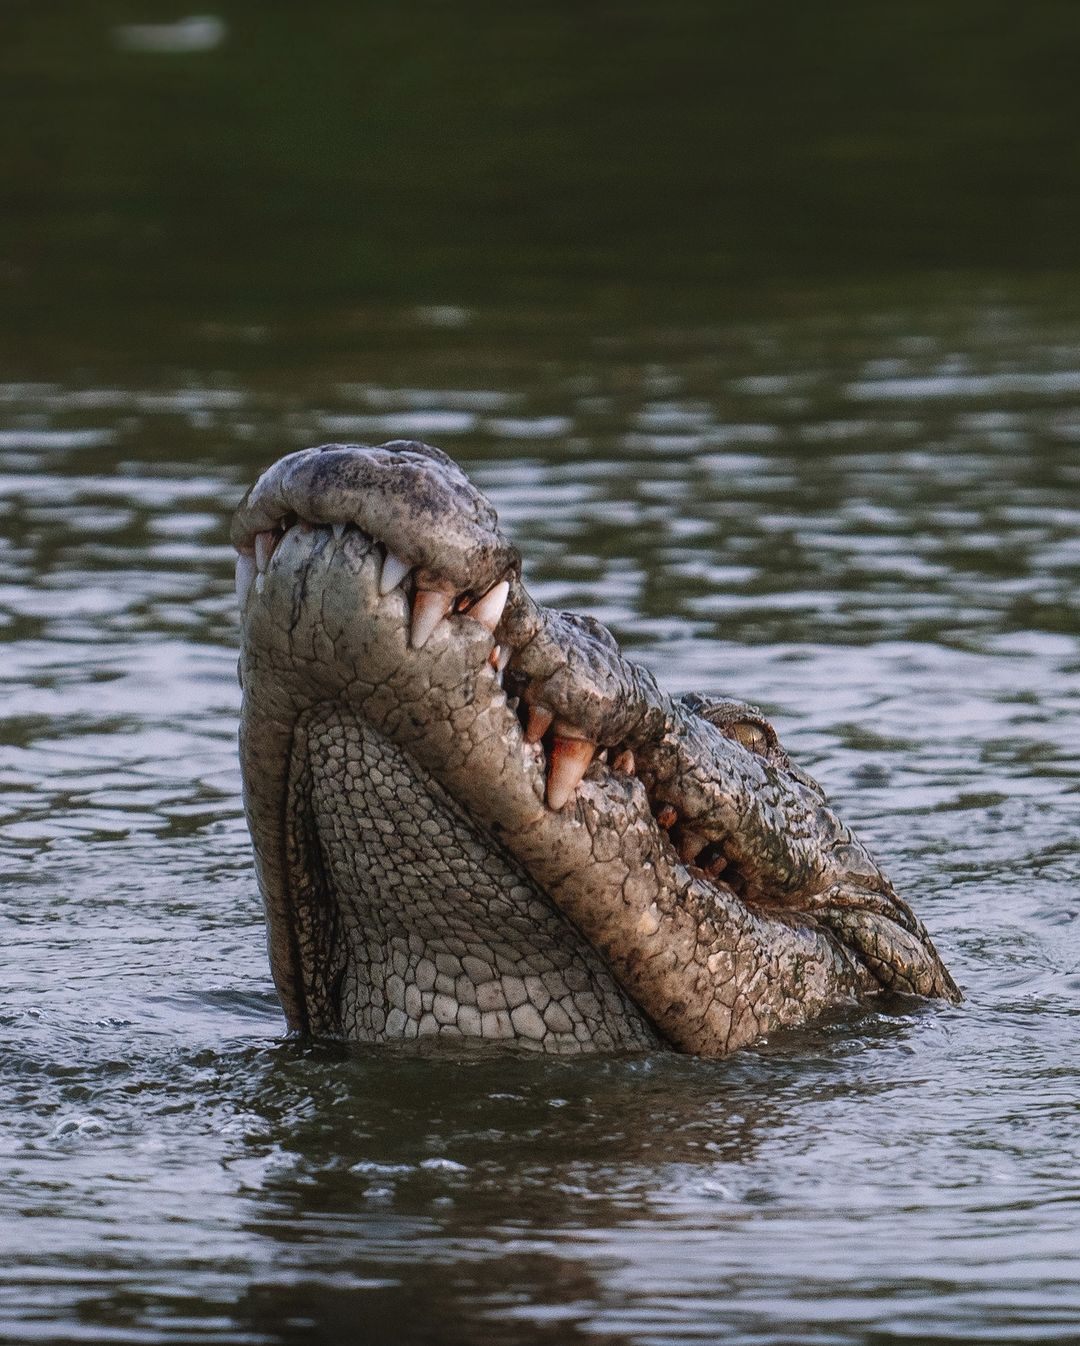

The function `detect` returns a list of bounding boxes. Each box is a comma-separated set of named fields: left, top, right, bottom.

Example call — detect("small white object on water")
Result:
left=112, top=16, right=227, bottom=54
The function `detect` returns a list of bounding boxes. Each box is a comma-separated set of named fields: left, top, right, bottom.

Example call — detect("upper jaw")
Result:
left=235, top=441, right=959, bottom=1052
left=232, top=439, right=518, bottom=601
left=231, top=442, right=674, bottom=796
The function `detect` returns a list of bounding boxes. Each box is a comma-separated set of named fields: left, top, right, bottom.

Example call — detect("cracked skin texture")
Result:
left=233, top=441, right=960, bottom=1056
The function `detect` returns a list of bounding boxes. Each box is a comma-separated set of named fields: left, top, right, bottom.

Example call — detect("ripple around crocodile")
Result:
left=231, top=440, right=959, bottom=1056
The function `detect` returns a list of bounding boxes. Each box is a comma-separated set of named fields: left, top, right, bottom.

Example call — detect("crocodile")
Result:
left=232, top=440, right=959, bottom=1056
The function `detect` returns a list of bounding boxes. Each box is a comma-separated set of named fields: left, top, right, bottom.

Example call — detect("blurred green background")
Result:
left=5, top=1, right=1080, bottom=365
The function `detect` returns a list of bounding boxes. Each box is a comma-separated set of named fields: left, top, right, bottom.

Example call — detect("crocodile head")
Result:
left=232, top=441, right=959, bottom=1056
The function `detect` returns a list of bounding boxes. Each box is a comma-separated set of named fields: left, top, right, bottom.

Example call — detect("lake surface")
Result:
left=4, top=4, right=1080, bottom=1340
left=1, top=292, right=1078, bottom=1344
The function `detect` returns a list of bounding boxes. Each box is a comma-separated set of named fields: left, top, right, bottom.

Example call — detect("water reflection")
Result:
left=1, top=295, right=1078, bottom=1343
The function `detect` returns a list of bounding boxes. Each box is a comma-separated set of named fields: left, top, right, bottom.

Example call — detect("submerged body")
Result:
left=232, top=442, right=958, bottom=1055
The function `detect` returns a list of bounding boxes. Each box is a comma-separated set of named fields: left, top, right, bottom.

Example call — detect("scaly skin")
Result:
left=232, top=441, right=959, bottom=1056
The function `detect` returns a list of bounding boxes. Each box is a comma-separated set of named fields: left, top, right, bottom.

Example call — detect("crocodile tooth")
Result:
left=546, top=734, right=596, bottom=810
left=488, top=644, right=501, bottom=669
left=410, top=588, right=454, bottom=648
left=496, top=645, right=511, bottom=673
left=613, top=749, right=636, bottom=775
left=255, top=572, right=265, bottom=596
left=380, top=550, right=411, bottom=596
left=235, top=553, right=257, bottom=608
left=332, top=522, right=346, bottom=542
left=524, top=704, right=554, bottom=743
left=465, top=579, right=509, bottom=633
left=254, top=530, right=276, bottom=573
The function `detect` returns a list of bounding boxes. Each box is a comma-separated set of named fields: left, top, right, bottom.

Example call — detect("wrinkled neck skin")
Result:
left=233, top=442, right=959, bottom=1057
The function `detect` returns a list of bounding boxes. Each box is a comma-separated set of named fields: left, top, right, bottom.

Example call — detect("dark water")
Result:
left=3, top=7, right=1080, bottom=1345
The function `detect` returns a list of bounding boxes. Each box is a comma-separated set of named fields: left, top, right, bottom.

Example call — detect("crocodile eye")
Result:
left=731, top=721, right=768, bottom=754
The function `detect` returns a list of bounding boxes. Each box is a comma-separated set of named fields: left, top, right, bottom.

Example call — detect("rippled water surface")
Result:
left=2, top=296, right=1079, bottom=1344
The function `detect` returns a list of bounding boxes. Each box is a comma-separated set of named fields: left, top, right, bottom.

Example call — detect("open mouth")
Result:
left=232, top=442, right=959, bottom=1056
left=239, top=513, right=751, bottom=871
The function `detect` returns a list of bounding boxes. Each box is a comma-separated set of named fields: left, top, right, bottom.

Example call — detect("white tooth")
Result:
left=254, top=531, right=275, bottom=573
left=496, top=645, right=511, bottom=673
left=235, top=553, right=257, bottom=608
left=525, top=704, right=554, bottom=743
left=380, top=550, right=411, bottom=595
left=410, top=589, right=454, bottom=648
left=546, top=735, right=596, bottom=810
left=332, top=522, right=346, bottom=542
left=255, top=572, right=265, bottom=595
left=465, top=580, right=509, bottom=633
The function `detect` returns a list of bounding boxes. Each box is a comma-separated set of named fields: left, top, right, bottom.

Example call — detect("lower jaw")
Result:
left=288, top=703, right=660, bottom=1054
